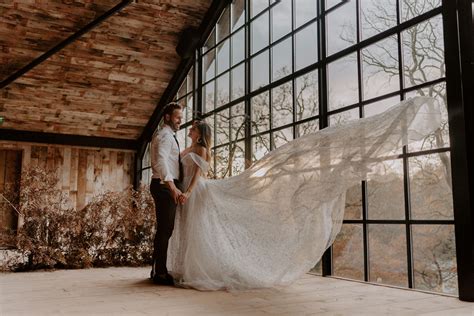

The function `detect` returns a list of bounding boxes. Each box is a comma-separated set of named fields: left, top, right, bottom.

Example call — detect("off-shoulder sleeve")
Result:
left=188, top=152, right=209, bottom=174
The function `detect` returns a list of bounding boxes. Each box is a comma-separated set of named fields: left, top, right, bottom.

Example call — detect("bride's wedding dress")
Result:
left=167, top=96, right=442, bottom=290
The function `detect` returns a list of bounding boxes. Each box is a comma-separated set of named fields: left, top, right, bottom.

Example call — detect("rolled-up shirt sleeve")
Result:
left=152, top=133, right=174, bottom=182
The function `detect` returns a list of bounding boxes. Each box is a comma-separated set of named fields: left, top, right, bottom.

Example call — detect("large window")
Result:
left=324, top=0, right=455, bottom=296
left=142, top=0, right=456, bottom=296
left=200, top=0, right=321, bottom=178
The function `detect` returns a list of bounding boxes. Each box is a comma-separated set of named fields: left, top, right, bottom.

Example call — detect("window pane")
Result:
left=203, top=28, right=215, bottom=53
left=203, top=49, right=216, bottom=82
left=344, top=184, right=362, bottom=220
left=295, top=119, right=318, bottom=138
left=361, top=0, right=397, bottom=40
left=231, top=64, right=245, bottom=101
left=251, top=49, right=269, bottom=91
left=252, top=134, right=271, bottom=161
left=251, top=91, right=270, bottom=134
left=251, top=11, right=269, bottom=54
left=295, top=69, right=319, bottom=121
left=272, top=37, right=292, bottom=81
left=230, top=140, right=246, bottom=176
left=328, top=53, right=359, bottom=111
left=177, top=97, right=187, bottom=121
left=187, top=67, right=194, bottom=93
left=363, top=96, right=400, bottom=118
left=178, top=80, right=187, bottom=100
left=231, top=102, right=246, bottom=140
left=186, top=94, right=193, bottom=123
left=232, top=0, right=245, bottom=31
left=326, top=0, right=356, bottom=56
left=326, top=0, right=343, bottom=10
left=295, top=0, right=317, bottom=28
left=231, top=29, right=245, bottom=66
left=215, top=109, right=230, bottom=146
left=329, top=108, right=359, bottom=127
left=400, top=0, right=441, bottom=22
left=405, top=82, right=449, bottom=152
left=367, top=161, right=405, bottom=220
left=215, top=145, right=230, bottom=179
left=402, top=15, right=445, bottom=89
left=251, top=0, right=268, bottom=17
left=412, top=225, right=457, bottom=295
left=295, top=22, right=318, bottom=70
left=273, top=127, right=293, bottom=148
left=333, top=224, right=364, bottom=280
left=183, top=94, right=193, bottom=123
left=203, top=80, right=215, bottom=113
left=216, top=72, right=230, bottom=108
left=217, top=8, right=230, bottom=43
left=362, top=36, right=400, bottom=100
left=272, top=81, right=293, bottom=128
left=409, top=153, right=453, bottom=220
left=271, top=0, right=292, bottom=42
left=369, top=224, right=408, bottom=287
left=217, top=39, right=230, bottom=75
left=295, top=22, right=318, bottom=71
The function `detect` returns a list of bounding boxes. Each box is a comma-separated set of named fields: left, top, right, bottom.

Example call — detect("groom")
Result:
left=149, top=102, right=184, bottom=285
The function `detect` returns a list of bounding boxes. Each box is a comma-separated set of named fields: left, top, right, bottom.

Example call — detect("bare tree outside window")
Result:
left=332, top=0, right=456, bottom=294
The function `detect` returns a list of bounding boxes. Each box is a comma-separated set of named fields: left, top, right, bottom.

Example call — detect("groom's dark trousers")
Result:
left=150, top=178, right=182, bottom=277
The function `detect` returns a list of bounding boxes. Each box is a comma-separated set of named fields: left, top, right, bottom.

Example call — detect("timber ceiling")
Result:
left=0, top=0, right=211, bottom=140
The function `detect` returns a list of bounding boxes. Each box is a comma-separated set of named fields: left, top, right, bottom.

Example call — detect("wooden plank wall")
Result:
left=0, top=149, right=21, bottom=233
left=0, top=141, right=135, bottom=211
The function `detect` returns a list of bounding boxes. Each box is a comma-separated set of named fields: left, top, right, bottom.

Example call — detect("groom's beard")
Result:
left=165, top=121, right=180, bottom=132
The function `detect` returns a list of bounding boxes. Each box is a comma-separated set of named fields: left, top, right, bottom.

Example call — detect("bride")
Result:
left=166, top=96, right=442, bottom=291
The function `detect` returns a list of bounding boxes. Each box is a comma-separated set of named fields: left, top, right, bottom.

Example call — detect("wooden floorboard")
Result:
left=1, top=267, right=472, bottom=315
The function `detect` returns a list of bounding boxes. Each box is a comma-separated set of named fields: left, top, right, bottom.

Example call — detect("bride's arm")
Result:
left=180, top=147, right=207, bottom=203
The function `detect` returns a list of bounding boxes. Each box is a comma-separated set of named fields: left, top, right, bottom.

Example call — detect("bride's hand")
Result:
left=179, top=192, right=191, bottom=205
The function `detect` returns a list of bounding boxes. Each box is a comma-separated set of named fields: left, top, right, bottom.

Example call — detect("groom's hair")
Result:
left=163, top=102, right=182, bottom=118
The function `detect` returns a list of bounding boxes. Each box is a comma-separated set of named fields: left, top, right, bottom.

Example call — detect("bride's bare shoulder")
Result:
left=181, top=147, right=191, bottom=156
left=192, top=146, right=207, bottom=159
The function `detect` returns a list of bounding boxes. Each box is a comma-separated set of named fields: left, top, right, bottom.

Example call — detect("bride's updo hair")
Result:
left=194, top=120, right=212, bottom=163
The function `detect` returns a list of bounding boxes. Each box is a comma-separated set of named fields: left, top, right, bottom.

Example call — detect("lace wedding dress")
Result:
left=167, top=96, right=442, bottom=290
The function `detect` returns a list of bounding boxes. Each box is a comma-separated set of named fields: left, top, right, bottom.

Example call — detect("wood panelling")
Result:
left=0, top=149, right=21, bottom=238
left=0, top=141, right=134, bottom=211
left=0, top=0, right=211, bottom=139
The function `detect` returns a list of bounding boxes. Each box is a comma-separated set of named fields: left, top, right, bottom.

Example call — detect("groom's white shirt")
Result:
left=151, top=124, right=180, bottom=183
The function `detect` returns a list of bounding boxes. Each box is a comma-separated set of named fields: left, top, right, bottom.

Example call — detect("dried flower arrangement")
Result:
left=0, top=168, right=155, bottom=271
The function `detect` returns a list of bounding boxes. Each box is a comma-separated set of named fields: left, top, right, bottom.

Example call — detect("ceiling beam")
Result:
left=0, top=129, right=137, bottom=150
left=0, top=0, right=132, bottom=90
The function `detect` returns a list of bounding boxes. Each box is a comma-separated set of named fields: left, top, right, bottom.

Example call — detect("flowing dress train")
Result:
left=167, top=96, right=442, bottom=290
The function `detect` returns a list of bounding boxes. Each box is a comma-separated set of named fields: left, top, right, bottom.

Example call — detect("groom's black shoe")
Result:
left=152, top=273, right=175, bottom=286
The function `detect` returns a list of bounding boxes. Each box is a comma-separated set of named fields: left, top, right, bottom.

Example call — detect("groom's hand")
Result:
left=171, top=188, right=182, bottom=204
left=179, top=192, right=190, bottom=205
left=165, top=181, right=182, bottom=204
left=178, top=194, right=186, bottom=205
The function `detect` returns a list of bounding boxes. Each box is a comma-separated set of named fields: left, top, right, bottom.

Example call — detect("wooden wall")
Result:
left=0, top=141, right=135, bottom=211
left=0, top=150, right=21, bottom=235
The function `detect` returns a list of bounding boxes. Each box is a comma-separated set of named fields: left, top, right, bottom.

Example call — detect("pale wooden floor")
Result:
left=1, top=267, right=472, bottom=315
